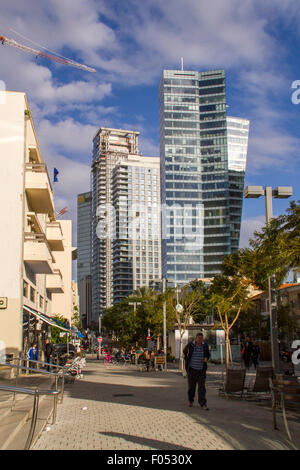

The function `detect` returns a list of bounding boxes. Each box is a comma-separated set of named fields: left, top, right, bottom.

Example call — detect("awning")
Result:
left=52, top=316, right=84, bottom=339
left=23, top=305, right=84, bottom=338
left=23, top=306, right=70, bottom=332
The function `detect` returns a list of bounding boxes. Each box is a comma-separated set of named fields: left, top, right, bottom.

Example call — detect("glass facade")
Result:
left=77, top=191, right=93, bottom=325
left=159, top=69, right=248, bottom=284
left=77, top=192, right=92, bottom=281
left=227, top=117, right=249, bottom=251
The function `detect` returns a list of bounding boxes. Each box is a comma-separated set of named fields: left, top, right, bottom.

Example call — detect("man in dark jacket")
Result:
left=45, top=338, right=54, bottom=371
left=183, top=332, right=210, bottom=410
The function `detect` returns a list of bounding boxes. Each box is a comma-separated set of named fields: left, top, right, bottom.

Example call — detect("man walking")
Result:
left=28, top=342, right=38, bottom=373
left=183, top=332, right=210, bottom=410
left=241, top=336, right=253, bottom=370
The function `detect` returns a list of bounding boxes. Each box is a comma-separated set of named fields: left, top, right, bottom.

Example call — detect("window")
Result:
left=23, top=281, right=28, bottom=298
left=30, top=286, right=35, bottom=303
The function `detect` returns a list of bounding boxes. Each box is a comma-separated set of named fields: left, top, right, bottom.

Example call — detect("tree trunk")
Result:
left=179, top=334, right=184, bottom=371
left=225, top=329, right=230, bottom=373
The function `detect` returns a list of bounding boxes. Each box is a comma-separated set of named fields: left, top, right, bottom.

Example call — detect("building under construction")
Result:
left=91, top=128, right=161, bottom=321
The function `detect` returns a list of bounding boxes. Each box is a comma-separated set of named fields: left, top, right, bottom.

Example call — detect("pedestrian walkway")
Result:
left=33, top=358, right=300, bottom=450
left=0, top=373, right=55, bottom=450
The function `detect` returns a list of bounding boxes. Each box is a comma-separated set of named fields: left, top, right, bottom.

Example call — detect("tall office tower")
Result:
left=77, top=191, right=92, bottom=327
left=91, top=128, right=161, bottom=319
left=159, top=69, right=248, bottom=284
left=227, top=117, right=249, bottom=251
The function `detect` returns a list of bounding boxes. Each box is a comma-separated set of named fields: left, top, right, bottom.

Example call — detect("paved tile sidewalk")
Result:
left=33, top=359, right=299, bottom=450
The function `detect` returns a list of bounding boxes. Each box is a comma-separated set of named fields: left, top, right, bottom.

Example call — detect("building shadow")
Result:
left=62, top=363, right=298, bottom=451
left=99, top=431, right=193, bottom=450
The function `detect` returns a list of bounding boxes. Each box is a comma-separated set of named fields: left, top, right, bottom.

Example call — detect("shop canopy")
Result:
left=23, top=306, right=71, bottom=333
left=23, top=305, right=85, bottom=338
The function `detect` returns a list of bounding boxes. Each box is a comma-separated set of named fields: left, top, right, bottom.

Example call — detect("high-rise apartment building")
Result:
left=92, top=128, right=161, bottom=320
left=159, top=69, right=248, bottom=284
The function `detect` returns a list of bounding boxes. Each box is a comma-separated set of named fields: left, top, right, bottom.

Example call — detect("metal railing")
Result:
left=0, top=382, right=59, bottom=450
left=2, top=362, right=65, bottom=408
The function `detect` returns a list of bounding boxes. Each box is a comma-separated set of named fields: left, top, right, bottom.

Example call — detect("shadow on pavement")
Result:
left=100, top=431, right=193, bottom=450
left=62, top=362, right=297, bottom=451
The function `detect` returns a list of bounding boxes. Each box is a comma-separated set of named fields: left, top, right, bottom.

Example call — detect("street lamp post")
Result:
left=162, top=278, right=167, bottom=371
left=98, top=314, right=103, bottom=335
left=153, top=277, right=179, bottom=371
left=128, top=301, right=141, bottom=346
left=244, top=185, right=293, bottom=373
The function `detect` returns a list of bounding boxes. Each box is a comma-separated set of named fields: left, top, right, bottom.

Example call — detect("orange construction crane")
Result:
left=0, top=33, right=96, bottom=73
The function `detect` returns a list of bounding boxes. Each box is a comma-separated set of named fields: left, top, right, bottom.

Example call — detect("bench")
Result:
left=154, top=356, right=165, bottom=371
left=219, top=368, right=246, bottom=399
left=269, top=376, right=300, bottom=448
left=245, top=366, right=273, bottom=401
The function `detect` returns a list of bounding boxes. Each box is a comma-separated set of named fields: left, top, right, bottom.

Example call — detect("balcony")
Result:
left=24, top=232, right=54, bottom=274
left=46, top=269, right=64, bottom=293
left=25, top=163, right=54, bottom=215
left=46, top=222, right=64, bottom=251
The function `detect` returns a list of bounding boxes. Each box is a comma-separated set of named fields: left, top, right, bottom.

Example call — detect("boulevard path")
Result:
left=33, top=357, right=299, bottom=450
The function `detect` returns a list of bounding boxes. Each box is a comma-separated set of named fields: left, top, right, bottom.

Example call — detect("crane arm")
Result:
left=0, top=34, right=96, bottom=73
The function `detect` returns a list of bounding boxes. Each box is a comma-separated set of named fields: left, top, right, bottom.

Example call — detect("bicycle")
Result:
left=103, top=353, right=112, bottom=365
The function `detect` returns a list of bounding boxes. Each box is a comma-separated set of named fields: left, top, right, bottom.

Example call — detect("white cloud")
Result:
left=240, top=216, right=265, bottom=248
left=37, top=119, right=97, bottom=156
left=46, top=151, right=91, bottom=242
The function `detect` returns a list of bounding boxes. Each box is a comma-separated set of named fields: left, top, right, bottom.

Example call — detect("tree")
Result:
left=189, top=280, right=214, bottom=323
left=103, top=286, right=177, bottom=348
left=221, top=201, right=300, bottom=346
left=167, top=284, right=206, bottom=371
left=50, top=315, right=70, bottom=344
left=71, top=305, right=84, bottom=334
left=210, top=275, right=253, bottom=371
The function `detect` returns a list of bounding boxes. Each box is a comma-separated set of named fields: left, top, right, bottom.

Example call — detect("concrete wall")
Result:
left=0, top=92, right=25, bottom=354
left=51, top=220, right=73, bottom=322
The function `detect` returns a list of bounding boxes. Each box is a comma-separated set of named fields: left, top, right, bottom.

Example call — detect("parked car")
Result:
left=53, top=343, right=76, bottom=365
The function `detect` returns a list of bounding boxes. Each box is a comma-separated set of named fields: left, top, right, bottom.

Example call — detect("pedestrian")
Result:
left=241, top=336, right=253, bottom=369
left=45, top=338, right=54, bottom=371
left=142, top=349, right=151, bottom=371
left=28, top=342, right=38, bottom=372
left=251, top=340, right=260, bottom=369
left=130, top=346, right=136, bottom=364
left=183, top=332, right=210, bottom=410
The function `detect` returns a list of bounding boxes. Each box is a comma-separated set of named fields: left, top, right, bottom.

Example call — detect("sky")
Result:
left=0, top=0, right=299, bottom=279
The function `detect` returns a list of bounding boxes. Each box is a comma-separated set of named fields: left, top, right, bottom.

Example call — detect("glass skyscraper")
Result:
left=77, top=191, right=92, bottom=281
left=227, top=117, right=249, bottom=251
left=77, top=191, right=92, bottom=326
left=159, top=69, right=248, bottom=284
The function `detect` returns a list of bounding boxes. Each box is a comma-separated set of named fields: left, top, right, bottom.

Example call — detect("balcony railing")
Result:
left=24, top=232, right=54, bottom=274
left=46, top=268, right=64, bottom=293
left=25, top=163, right=54, bottom=214
left=46, top=222, right=64, bottom=251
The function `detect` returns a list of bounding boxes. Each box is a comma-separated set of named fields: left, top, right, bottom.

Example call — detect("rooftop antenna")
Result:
left=181, top=57, right=184, bottom=71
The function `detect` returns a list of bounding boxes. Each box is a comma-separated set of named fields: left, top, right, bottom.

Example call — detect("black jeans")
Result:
left=187, top=368, right=207, bottom=406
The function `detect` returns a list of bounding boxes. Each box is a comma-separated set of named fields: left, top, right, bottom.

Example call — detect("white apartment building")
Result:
left=0, top=91, right=74, bottom=355
left=91, top=128, right=161, bottom=320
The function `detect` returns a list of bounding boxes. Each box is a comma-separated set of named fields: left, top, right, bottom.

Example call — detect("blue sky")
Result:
left=0, top=0, right=299, bottom=277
